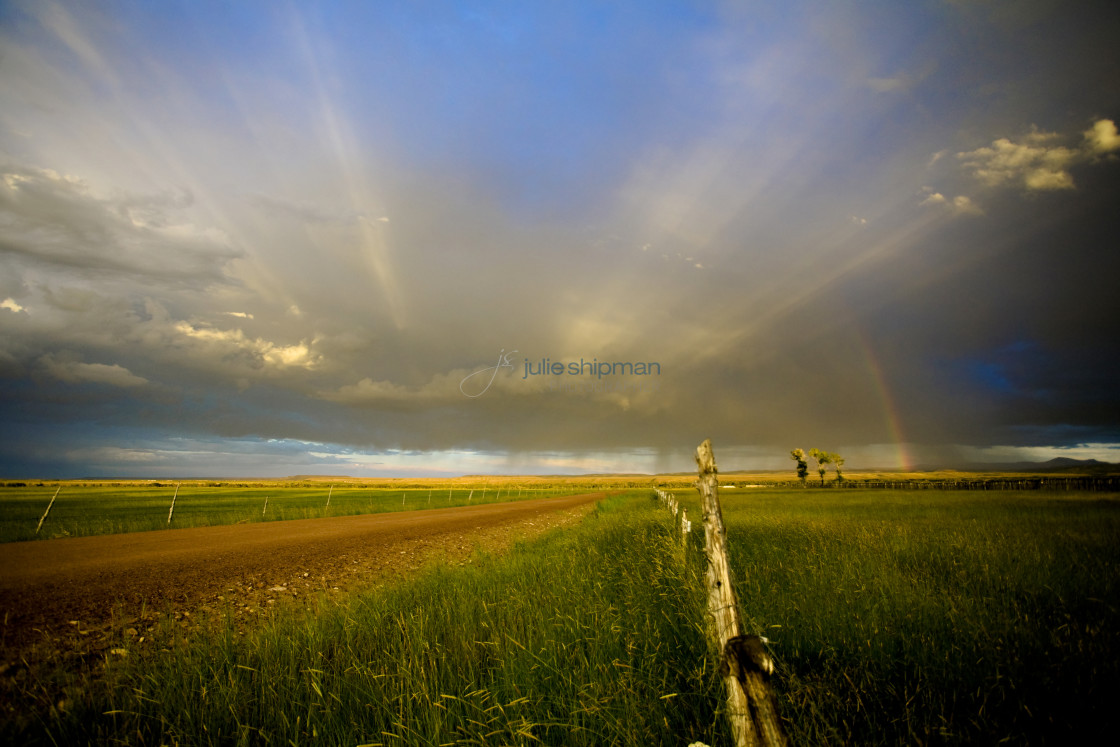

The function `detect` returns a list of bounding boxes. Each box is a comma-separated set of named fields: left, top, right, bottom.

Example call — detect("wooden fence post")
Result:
left=695, top=439, right=789, bottom=747
left=167, top=482, right=180, bottom=525
left=35, top=486, right=61, bottom=534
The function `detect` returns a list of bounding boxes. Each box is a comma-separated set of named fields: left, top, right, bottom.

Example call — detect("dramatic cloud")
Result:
left=1, top=1, right=1118, bottom=477
left=0, top=166, right=239, bottom=283
left=172, top=322, right=320, bottom=371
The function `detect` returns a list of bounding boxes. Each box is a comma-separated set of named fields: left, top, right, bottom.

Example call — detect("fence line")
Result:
left=744, top=476, right=1118, bottom=491
left=659, top=440, right=789, bottom=746
left=657, top=490, right=688, bottom=539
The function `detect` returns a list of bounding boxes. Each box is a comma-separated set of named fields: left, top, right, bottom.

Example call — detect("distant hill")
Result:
left=916, top=457, right=1119, bottom=474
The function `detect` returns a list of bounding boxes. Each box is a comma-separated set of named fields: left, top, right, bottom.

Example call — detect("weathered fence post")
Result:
left=35, top=486, right=61, bottom=534
left=695, top=439, right=789, bottom=747
left=167, top=482, right=180, bottom=525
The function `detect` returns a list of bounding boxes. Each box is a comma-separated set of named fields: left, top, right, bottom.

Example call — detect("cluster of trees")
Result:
left=789, top=448, right=845, bottom=485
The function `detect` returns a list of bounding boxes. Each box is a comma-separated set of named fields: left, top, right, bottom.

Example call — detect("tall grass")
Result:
left=7, top=489, right=1118, bottom=745
left=707, top=489, right=1120, bottom=744
left=0, top=485, right=577, bottom=544
left=14, top=493, right=727, bottom=746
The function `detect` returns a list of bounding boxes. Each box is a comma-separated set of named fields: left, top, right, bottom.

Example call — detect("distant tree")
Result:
left=790, top=449, right=809, bottom=486
left=831, top=453, right=846, bottom=482
left=809, top=448, right=831, bottom=486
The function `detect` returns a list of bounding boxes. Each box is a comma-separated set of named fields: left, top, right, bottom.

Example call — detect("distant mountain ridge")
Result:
left=915, top=457, right=1119, bottom=474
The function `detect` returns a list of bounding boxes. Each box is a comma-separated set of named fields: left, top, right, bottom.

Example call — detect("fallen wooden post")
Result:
left=695, top=439, right=789, bottom=747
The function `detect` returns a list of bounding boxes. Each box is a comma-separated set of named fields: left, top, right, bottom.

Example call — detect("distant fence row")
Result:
left=755, top=477, right=1120, bottom=491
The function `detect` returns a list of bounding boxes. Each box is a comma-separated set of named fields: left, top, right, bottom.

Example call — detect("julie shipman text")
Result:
left=522, top=358, right=661, bottom=379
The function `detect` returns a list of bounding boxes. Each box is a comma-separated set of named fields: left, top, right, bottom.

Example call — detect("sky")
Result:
left=1, top=0, right=1119, bottom=478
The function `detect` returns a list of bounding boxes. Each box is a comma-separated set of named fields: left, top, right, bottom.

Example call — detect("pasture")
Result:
left=0, top=482, right=571, bottom=544
left=713, top=488, right=1120, bottom=743
left=4, top=486, right=1119, bottom=745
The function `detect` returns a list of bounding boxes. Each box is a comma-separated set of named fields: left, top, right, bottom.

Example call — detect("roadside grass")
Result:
left=13, top=492, right=727, bottom=746
left=6, top=489, right=1119, bottom=745
left=0, top=484, right=574, bottom=544
left=694, top=489, right=1120, bottom=744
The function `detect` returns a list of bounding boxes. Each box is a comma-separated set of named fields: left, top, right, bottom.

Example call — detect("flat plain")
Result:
left=2, top=477, right=1118, bottom=745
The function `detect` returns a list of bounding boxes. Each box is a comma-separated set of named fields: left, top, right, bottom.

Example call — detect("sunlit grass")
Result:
left=692, top=489, right=1120, bottom=744
left=16, top=492, right=727, bottom=746
left=5, top=489, right=1118, bottom=744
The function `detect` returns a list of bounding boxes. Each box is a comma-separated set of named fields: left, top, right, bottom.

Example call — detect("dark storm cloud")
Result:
left=1, top=0, right=1119, bottom=476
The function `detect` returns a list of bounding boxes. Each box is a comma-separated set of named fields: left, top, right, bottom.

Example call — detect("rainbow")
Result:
left=855, top=330, right=913, bottom=472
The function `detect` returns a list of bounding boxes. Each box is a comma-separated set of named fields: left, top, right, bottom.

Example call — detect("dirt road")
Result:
left=0, top=492, right=603, bottom=654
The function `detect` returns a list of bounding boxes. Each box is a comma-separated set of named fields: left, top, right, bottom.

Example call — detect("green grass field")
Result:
left=0, top=483, right=570, bottom=544
left=6, top=488, right=1120, bottom=745
left=709, top=489, right=1120, bottom=744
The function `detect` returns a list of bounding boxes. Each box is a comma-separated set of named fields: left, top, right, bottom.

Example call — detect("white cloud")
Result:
left=1022, top=167, right=1075, bottom=190
left=956, top=119, right=1120, bottom=192
left=40, top=355, right=148, bottom=387
left=919, top=189, right=983, bottom=216
left=958, top=134, right=1076, bottom=191
left=951, top=195, right=984, bottom=215
left=1085, top=118, right=1120, bottom=155
left=1, top=298, right=26, bottom=313
left=173, top=321, right=320, bottom=369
